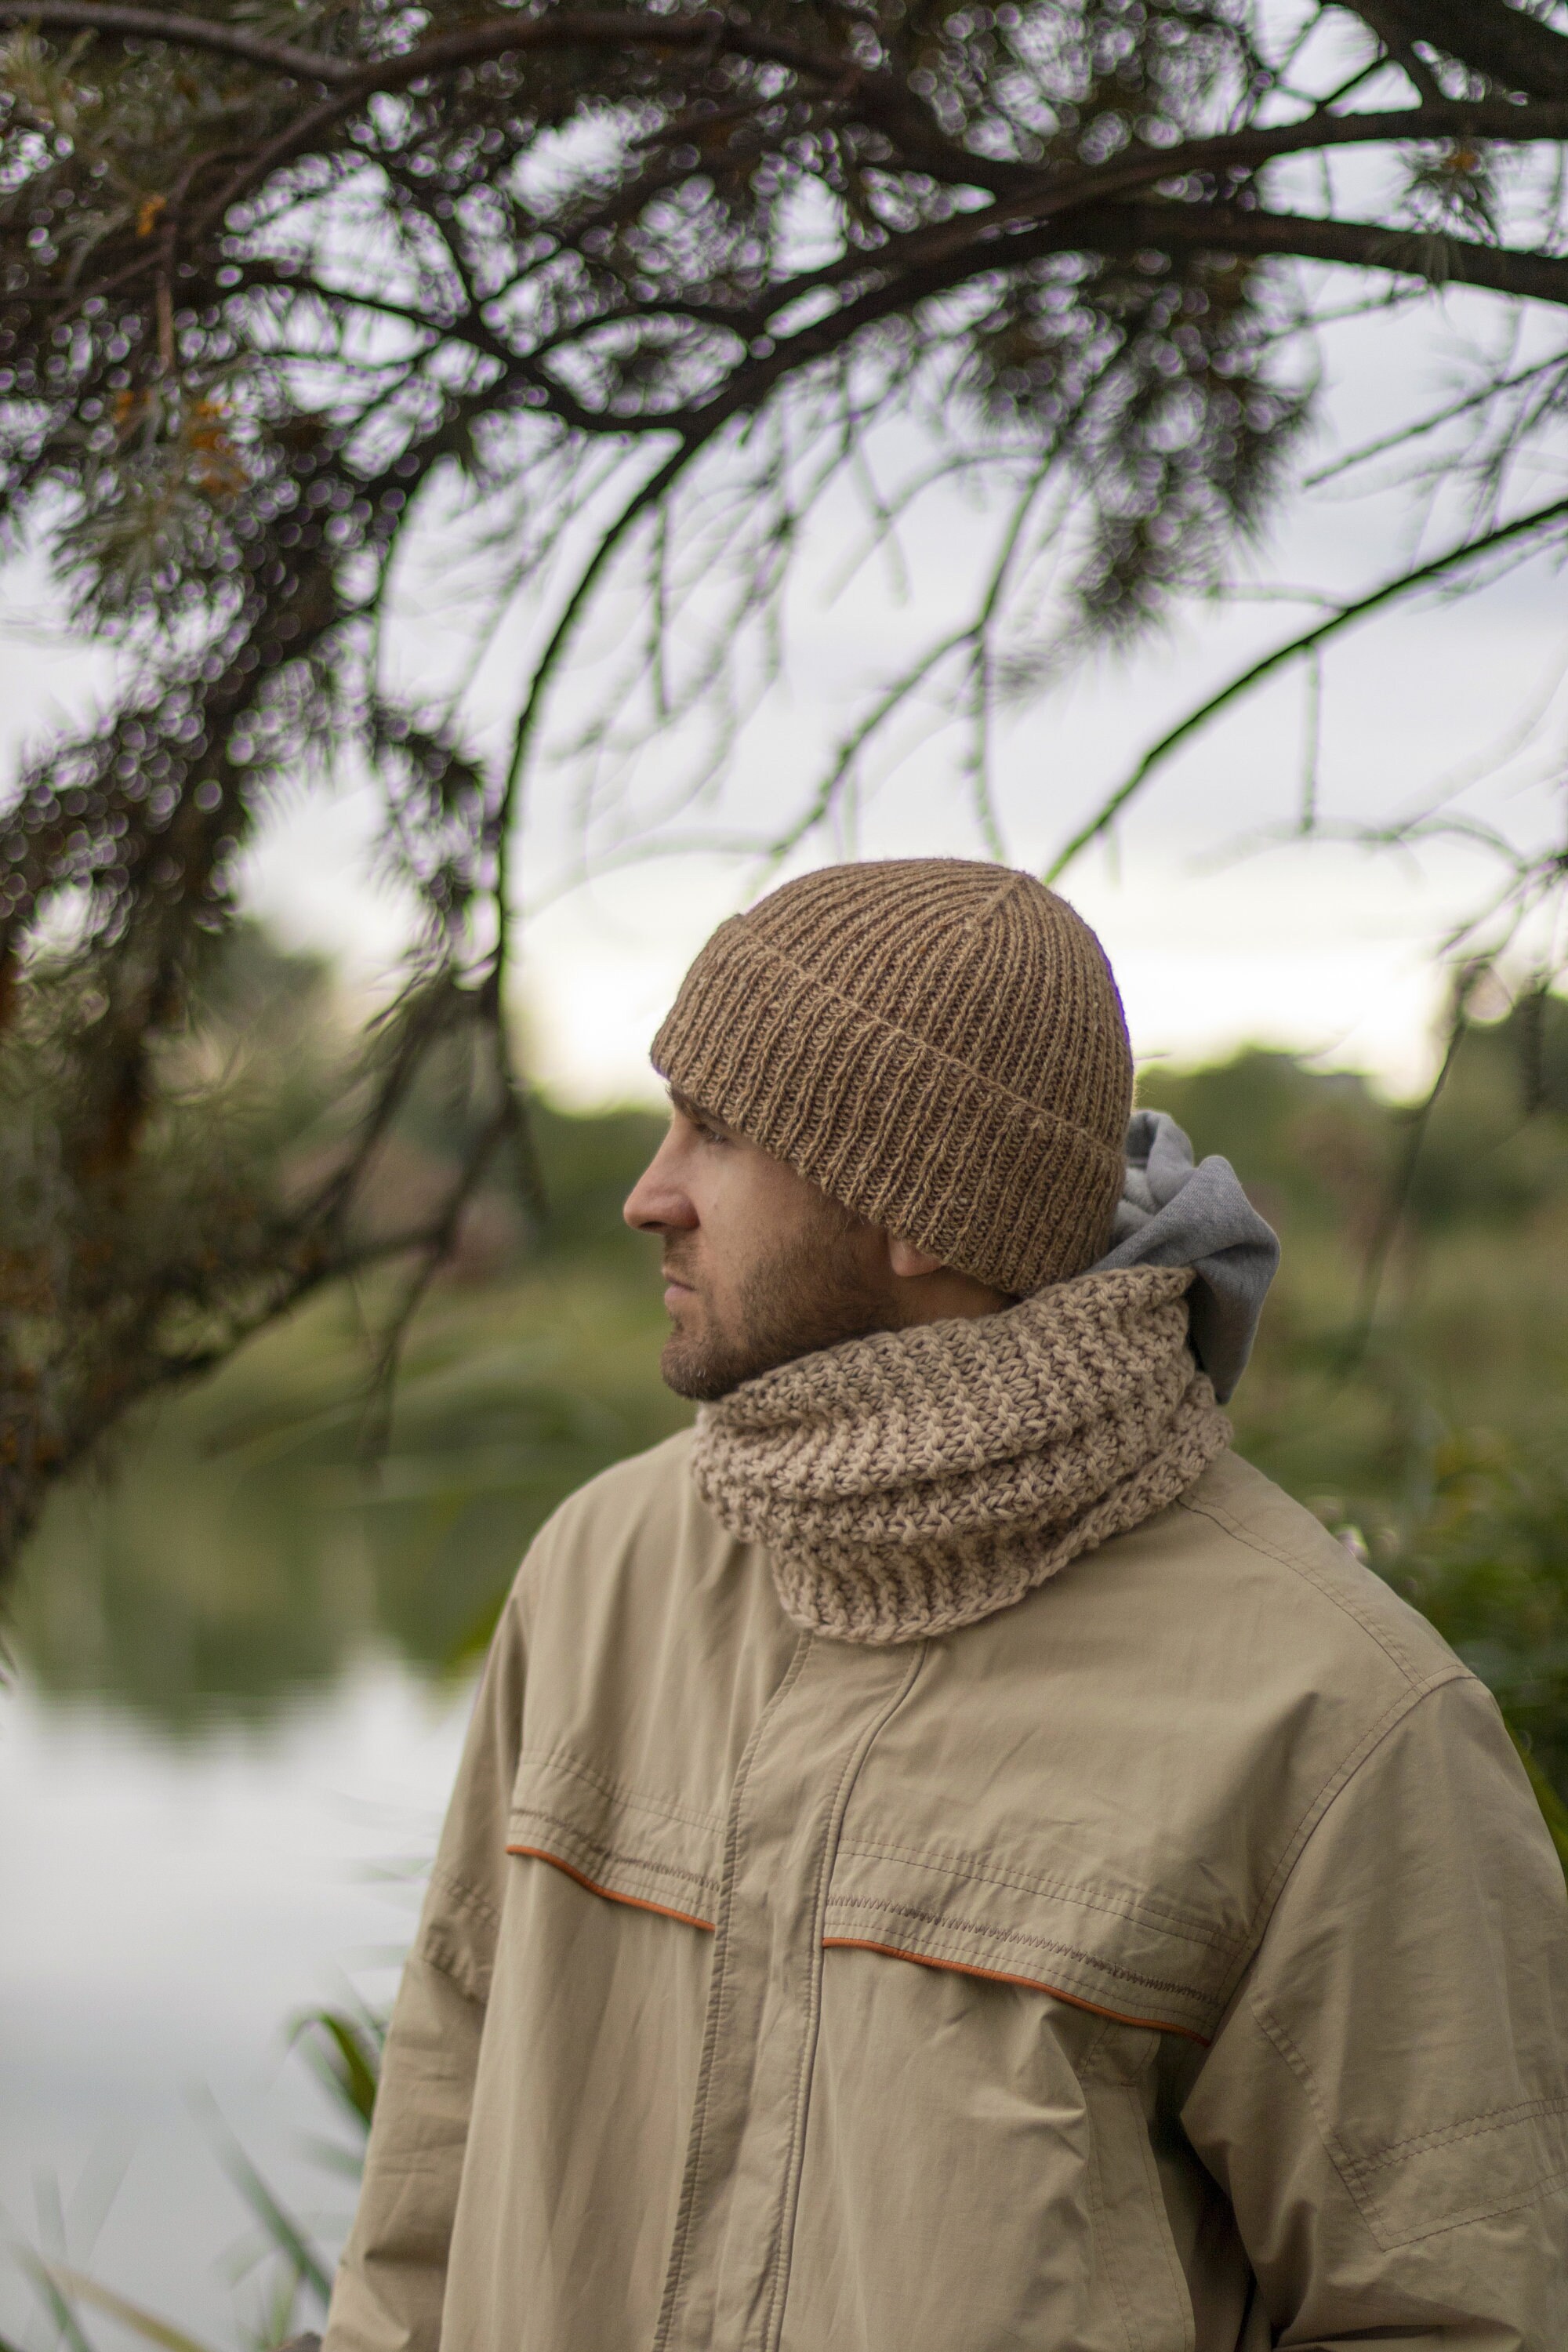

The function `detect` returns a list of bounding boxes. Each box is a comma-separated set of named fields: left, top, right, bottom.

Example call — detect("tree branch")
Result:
left=492, top=429, right=708, bottom=983
left=1046, top=488, right=1568, bottom=880
left=1096, top=198, right=1568, bottom=309
left=13, top=2, right=1568, bottom=193
left=0, top=0, right=361, bottom=80
left=1351, top=0, right=1568, bottom=103
left=0, top=4, right=883, bottom=110
left=1303, top=350, right=1568, bottom=488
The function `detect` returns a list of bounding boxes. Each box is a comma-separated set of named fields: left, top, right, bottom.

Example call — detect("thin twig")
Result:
left=1047, top=488, right=1568, bottom=880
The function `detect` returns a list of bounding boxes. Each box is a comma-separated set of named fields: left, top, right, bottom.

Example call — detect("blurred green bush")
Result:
left=1142, top=1003, right=1568, bottom=1828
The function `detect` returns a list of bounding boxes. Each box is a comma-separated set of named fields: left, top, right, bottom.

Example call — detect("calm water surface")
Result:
left=1, top=1661, right=474, bottom=2351
left=2, top=1267, right=688, bottom=2351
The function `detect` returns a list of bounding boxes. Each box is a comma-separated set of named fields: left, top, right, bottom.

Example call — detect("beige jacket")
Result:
left=325, top=1434, right=1568, bottom=2350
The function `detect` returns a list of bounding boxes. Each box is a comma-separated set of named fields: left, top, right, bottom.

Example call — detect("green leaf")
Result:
left=13, top=2248, right=100, bottom=2352
left=187, top=2090, right=334, bottom=2309
left=286, top=2005, right=382, bottom=2134
left=27, top=2264, right=220, bottom=2352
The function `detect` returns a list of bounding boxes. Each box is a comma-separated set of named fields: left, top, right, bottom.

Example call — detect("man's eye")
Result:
left=696, top=1121, right=728, bottom=1145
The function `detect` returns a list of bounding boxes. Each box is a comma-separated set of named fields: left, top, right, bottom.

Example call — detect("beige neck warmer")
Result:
left=691, top=1265, right=1230, bottom=1645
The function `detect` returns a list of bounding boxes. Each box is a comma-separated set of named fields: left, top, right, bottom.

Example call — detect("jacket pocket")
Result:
left=809, top=1844, right=1217, bottom=2348
left=506, top=1744, right=723, bottom=1930
left=797, top=1903, right=1201, bottom=2351
left=822, top=1834, right=1236, bottom=2045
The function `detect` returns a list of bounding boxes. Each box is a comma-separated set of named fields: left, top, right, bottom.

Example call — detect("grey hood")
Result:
left=1091, top=1109, right=1279, bottom=1404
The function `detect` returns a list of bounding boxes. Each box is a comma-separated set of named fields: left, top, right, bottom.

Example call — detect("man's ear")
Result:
left=887, top=1235, right=949, bottom=1279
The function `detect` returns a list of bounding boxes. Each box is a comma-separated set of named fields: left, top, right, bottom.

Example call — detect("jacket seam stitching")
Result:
left=1085, top=2091, right=1143, bottom=2352
left=1175, top=1488, right=1439, bottom=1688
left=821, top=1939, right=1208, bottom=2040
left=1335, top=2094, right=1568, bottom=2172
left=1215, top=1672, right=1468, bottom=2012
left=427, top=1861, right=500, bottom=1935
left=417, top=1864, right=499, bottom=2002
left=1078, top=2015, right=1120, bottom=2074
left=1253, top=1997, right=1568, bottom=2246
left=822, top=1893, right=1212, bottom=2015
left=416, top=1925, right=489, bottom=2004
left=506, top=1805, right=721, bottom=1901
left=1120, top=2076, right=1197, bottom=2352
left=514, top=1741, right=723, bottom=1835
left=1374, top=2158, right=1568, bottom=2249
left=759, top=1643, right=929, bottom=2352
left=1251, top=1998, right=1372, bottom=2224
left=652, top=1634, right=813, bottom=2351
left=833, top=1834, right=1237, bottom=1953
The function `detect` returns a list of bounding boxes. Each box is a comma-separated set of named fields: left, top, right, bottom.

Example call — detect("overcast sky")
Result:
left=4, top=273, right=1564, bottom=1105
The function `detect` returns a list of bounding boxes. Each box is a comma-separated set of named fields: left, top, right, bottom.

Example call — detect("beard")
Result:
left=659, top=1219, right=893, bottom=1401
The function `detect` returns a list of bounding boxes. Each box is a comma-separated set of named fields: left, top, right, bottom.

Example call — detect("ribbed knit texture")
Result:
left=691, top=1265, right=1230, bottom=1644
left=652, top=860, right=1133, bottom=1296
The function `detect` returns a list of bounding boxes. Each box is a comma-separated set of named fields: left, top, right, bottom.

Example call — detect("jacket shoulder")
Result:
left=539, top=1424, right=695, bottom=1534
left=513, top=1425, right=700, bottom=1589
left=1173, top=1450, right=1461, bottom=1695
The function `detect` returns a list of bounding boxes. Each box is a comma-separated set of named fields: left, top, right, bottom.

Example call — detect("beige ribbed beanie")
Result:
left=651, top=859, right=1132, bottom=1296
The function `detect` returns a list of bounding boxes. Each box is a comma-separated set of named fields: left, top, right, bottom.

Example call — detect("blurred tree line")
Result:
left=11, top=928, right=1568, bottom=1823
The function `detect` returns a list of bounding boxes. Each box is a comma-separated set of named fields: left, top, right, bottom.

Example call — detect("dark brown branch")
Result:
left=0, top=4, right=881, bottom=113
left=1350, top=0, right=1568, bottom=103
left=1100, top=198, right=1568, bottom=310
left=0, top=0, right=360, bottom=80
left=711, top=100, right=1568, bottom=343
left=354, top=1094, right=516, bottom=1463
left=494, top=430, right=708, bottom=915
left=541, top=95, right=1568, bottom=360
left=546, top=186, right=1568, bottom=450
left=13, top=1, right=1568, bottom=200
left=18, top=0, right=1568, bottom=358
left=1005, top=96, right=1568, bottom=239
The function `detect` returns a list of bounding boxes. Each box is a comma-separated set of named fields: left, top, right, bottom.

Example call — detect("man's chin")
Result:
left=659, top=1331, right=742, bottom=1403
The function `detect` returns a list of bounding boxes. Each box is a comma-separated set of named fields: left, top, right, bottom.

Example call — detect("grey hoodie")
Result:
left=1091, top=1109, right=1280, bottom=1403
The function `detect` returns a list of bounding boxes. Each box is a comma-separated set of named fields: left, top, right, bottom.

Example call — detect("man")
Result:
left=325, top=859, right=1567, bottom=2350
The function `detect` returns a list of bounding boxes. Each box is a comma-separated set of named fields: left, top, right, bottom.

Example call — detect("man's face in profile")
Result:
left=622, top=1090, right=894, bottom=1399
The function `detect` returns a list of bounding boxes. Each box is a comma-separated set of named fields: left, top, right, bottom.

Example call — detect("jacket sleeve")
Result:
left=1178, top=1671, right=1568, bottom=2350
left=323, top=1576, right=530, bottom=2352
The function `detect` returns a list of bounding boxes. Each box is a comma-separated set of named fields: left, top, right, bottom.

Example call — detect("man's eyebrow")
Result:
left=668, top=1085, right=730, bottom=1132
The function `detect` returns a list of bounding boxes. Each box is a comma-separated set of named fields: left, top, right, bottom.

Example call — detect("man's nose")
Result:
left=623, top=1137, right=698, bottom=1234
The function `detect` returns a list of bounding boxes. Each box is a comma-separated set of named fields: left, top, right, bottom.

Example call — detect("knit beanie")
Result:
left=651, top=859, right=1133, bottom=1296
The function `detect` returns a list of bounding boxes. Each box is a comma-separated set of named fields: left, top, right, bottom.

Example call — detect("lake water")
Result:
left=0, top=1267, right=686, bottom=2352
left=1, top=1659, right=475, bottom=2352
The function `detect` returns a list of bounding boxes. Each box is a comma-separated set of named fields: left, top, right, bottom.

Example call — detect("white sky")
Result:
left=3, top=277, right=1565, bottom=1105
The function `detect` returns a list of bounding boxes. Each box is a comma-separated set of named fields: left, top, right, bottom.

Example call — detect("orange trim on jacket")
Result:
left=506, top=1842, right=717, bottom=1933
left=821, top=1934, right=1211, bottom=2045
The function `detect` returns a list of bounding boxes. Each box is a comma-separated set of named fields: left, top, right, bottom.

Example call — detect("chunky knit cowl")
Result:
left=691, top=1265, right=1230, bottom=1645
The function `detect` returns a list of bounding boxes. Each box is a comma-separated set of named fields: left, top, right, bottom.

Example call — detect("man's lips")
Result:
left=662, top=1266, right=698, bottom=1308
